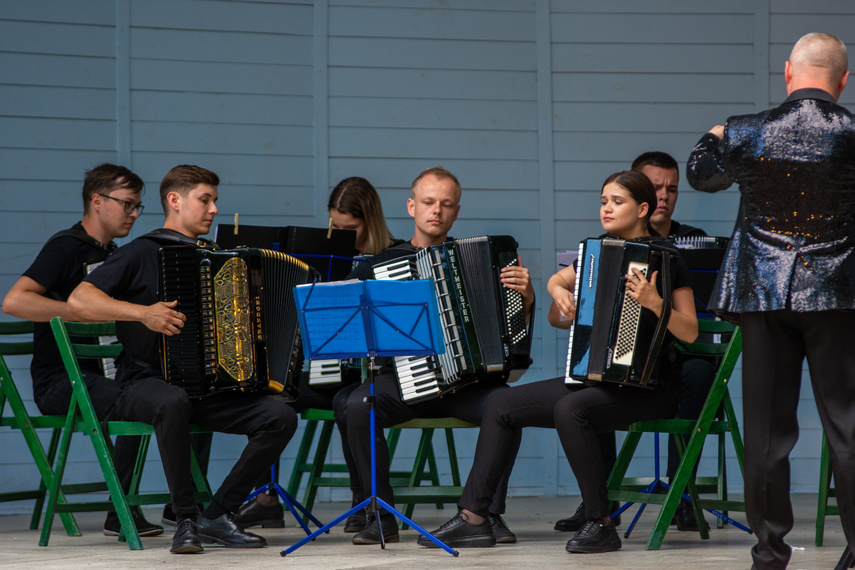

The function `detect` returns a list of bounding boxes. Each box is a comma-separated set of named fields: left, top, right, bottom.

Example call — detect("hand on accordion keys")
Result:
left=499, top=256, right=535, bottom=318
left=140, top=299, right=186, bottom=336
left=625, top=267, right=664, bottom=318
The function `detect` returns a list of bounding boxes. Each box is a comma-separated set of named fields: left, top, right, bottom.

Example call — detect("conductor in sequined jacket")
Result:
left=686, top=32, right=855, bottom=570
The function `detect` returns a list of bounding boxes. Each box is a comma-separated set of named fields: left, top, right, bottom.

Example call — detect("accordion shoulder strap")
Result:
left=639, top=250, right=673, bottom=385
left=141, top=228, right=220, bottom=250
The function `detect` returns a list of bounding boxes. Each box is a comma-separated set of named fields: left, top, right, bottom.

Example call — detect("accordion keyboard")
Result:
left=565, top=241, right=586, bottom=385
left=308, top=359, right=343, bottom=386
left=373, top=258, right=442, bottom=402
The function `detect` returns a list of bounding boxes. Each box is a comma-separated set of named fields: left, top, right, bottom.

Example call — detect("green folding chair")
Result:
left=0, top=320, right=84, bottom=535
left=608, top=321, right=749, bottom=550
left=41, top=318, right=212, bottom=550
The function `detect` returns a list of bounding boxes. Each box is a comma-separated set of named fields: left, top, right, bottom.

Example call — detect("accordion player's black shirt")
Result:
left=23, top=222, right=114, bottom=400
left=83, top=228, right=195, bottom=386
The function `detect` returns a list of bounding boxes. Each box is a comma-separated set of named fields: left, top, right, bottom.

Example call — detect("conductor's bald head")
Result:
left=786, top=33, right=849, bottom=100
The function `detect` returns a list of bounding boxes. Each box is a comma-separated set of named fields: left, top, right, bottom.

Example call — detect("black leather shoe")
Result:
left=197, top=512, right=267, bottom=548
left=417, top=512, right=495, bottom=548
left=673, top=498, right=701, bottom=531
left=565, top=520, right=622, bottom=553
left=170, top=517, right=204, bottom=554
left=104, top=507, right=164, bottom=537
left=554, top=501, right=586, bottom=532
left=344, top=506, right=368, bottom=533
left=234, top=498, right=285, bottom=528
left=352, top=513, right=399, bottom=545
left=489, top=514, right=516, bottom=544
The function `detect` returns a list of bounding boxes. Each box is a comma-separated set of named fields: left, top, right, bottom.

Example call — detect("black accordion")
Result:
left=565, top=238, right=676, bottom=389
left=158, top=246, right=318, bottom=398
left=373, top=235, right=531, bottom=402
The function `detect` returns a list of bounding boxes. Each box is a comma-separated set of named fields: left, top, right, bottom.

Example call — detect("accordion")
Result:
left=158, top=246, right=317, bottom=398
left=373, top=235, right=531, bottom=402
left=565, top=238, right=676, bottom=389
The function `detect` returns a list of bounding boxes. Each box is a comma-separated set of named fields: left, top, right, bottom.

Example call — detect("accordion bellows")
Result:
left=158, top=246, right=317, bottom=398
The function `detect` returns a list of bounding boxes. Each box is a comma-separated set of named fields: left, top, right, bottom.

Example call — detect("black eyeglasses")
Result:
left=98, top=193, right=144, bottom=215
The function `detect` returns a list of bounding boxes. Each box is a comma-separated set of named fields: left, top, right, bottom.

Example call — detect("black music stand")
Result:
left=282, top=278, right=459, bottom=557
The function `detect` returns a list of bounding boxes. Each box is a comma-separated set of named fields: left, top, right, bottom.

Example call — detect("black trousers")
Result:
left=460, top=374, right=680, bottom=521
left=117, top=376, right=297, bottom=518
left=36, top=371, right=141, bottom=500
left=741, top=310, right=855, bottom=570
left=345, top=371, right=519, bottom=513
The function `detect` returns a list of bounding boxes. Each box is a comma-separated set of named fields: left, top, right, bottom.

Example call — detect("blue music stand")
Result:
left=282, top=278, right=459, bottom=557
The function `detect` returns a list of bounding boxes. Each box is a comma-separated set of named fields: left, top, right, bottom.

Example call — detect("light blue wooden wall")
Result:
left=2, top=0, right=854, bottom=514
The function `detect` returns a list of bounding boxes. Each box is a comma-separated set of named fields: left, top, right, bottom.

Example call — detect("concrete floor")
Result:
left=0, top=494, right=847, bottom=569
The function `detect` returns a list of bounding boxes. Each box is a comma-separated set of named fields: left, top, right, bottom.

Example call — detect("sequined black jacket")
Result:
left=686, top=88, right=855, bottom=321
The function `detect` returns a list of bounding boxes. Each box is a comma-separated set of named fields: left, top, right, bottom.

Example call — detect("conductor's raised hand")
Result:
left=141, top=299, right=185, bottom=335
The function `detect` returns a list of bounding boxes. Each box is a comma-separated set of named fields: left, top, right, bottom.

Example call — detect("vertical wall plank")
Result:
left=313, top=0, right=329, bottom=224
left=115, top=0, right=131, bottom=166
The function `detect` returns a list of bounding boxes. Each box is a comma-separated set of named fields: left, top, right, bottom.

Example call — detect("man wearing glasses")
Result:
left=1, top=163, right=161, bottom=537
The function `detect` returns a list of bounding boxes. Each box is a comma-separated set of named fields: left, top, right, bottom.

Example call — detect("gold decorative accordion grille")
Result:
left=213, top=256, right=254, bottom=382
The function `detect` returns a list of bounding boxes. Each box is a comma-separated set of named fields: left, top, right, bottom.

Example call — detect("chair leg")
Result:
left=301, top=420, right=335, bottom=519
left=287, top=419, right=319, bottom=497
left=40, top=409, right=77, bottom=547
left=400, top=428, right=435, bottom=530
left=29, top=427, right=62, bottom=530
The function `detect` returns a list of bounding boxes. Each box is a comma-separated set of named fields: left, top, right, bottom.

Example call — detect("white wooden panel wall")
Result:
left=1, top=0, right=850, bottom=513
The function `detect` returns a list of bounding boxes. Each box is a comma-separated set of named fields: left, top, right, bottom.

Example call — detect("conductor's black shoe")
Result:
left=170, top=517, right=204, bottom=554
left=565, top=520, right=622, bottom=553
left=104, top=507, right=164, bottom=537
left=417, top=512, right=496, bottom=548
left=673, top=498, right=701, bottom=532
left=352, top=513, right=399, bottom=545
left=197, top=512, right=267, bottom=548
left=489, top=514, right=516, bottom=544
left=344, top=506, right=368, bottom=533
left=555, top=501, right=621, bottom=532
left=554, top=501, right=586, bottom=532
left=234, top=497, right=285, bottom=528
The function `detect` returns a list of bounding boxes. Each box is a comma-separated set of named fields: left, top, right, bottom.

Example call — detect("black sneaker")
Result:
left=673, top=498, right=701, bottom=531
left=352, top=512, right=399, bottom=545
left=417, top=512, right=496, bottom=548
left=489, top=514, right=516, bottom=544
left=104, top=507, right=164, bottom=537
left=565, top=520, right=622, bottom=553
left=554, top=501, right=586, bottom=532
left=555, top=501, right=621, bottom=532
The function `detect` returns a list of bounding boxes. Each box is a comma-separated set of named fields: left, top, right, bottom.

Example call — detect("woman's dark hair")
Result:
left=328, top=176, right=395, bottom=254
left=601, top=170, right=659, bottom=237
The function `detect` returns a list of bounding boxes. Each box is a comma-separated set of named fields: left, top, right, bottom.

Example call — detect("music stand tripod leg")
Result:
left=246, top=464, right=328, bottom=536
left=282, top=360, right=458, bottom=556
